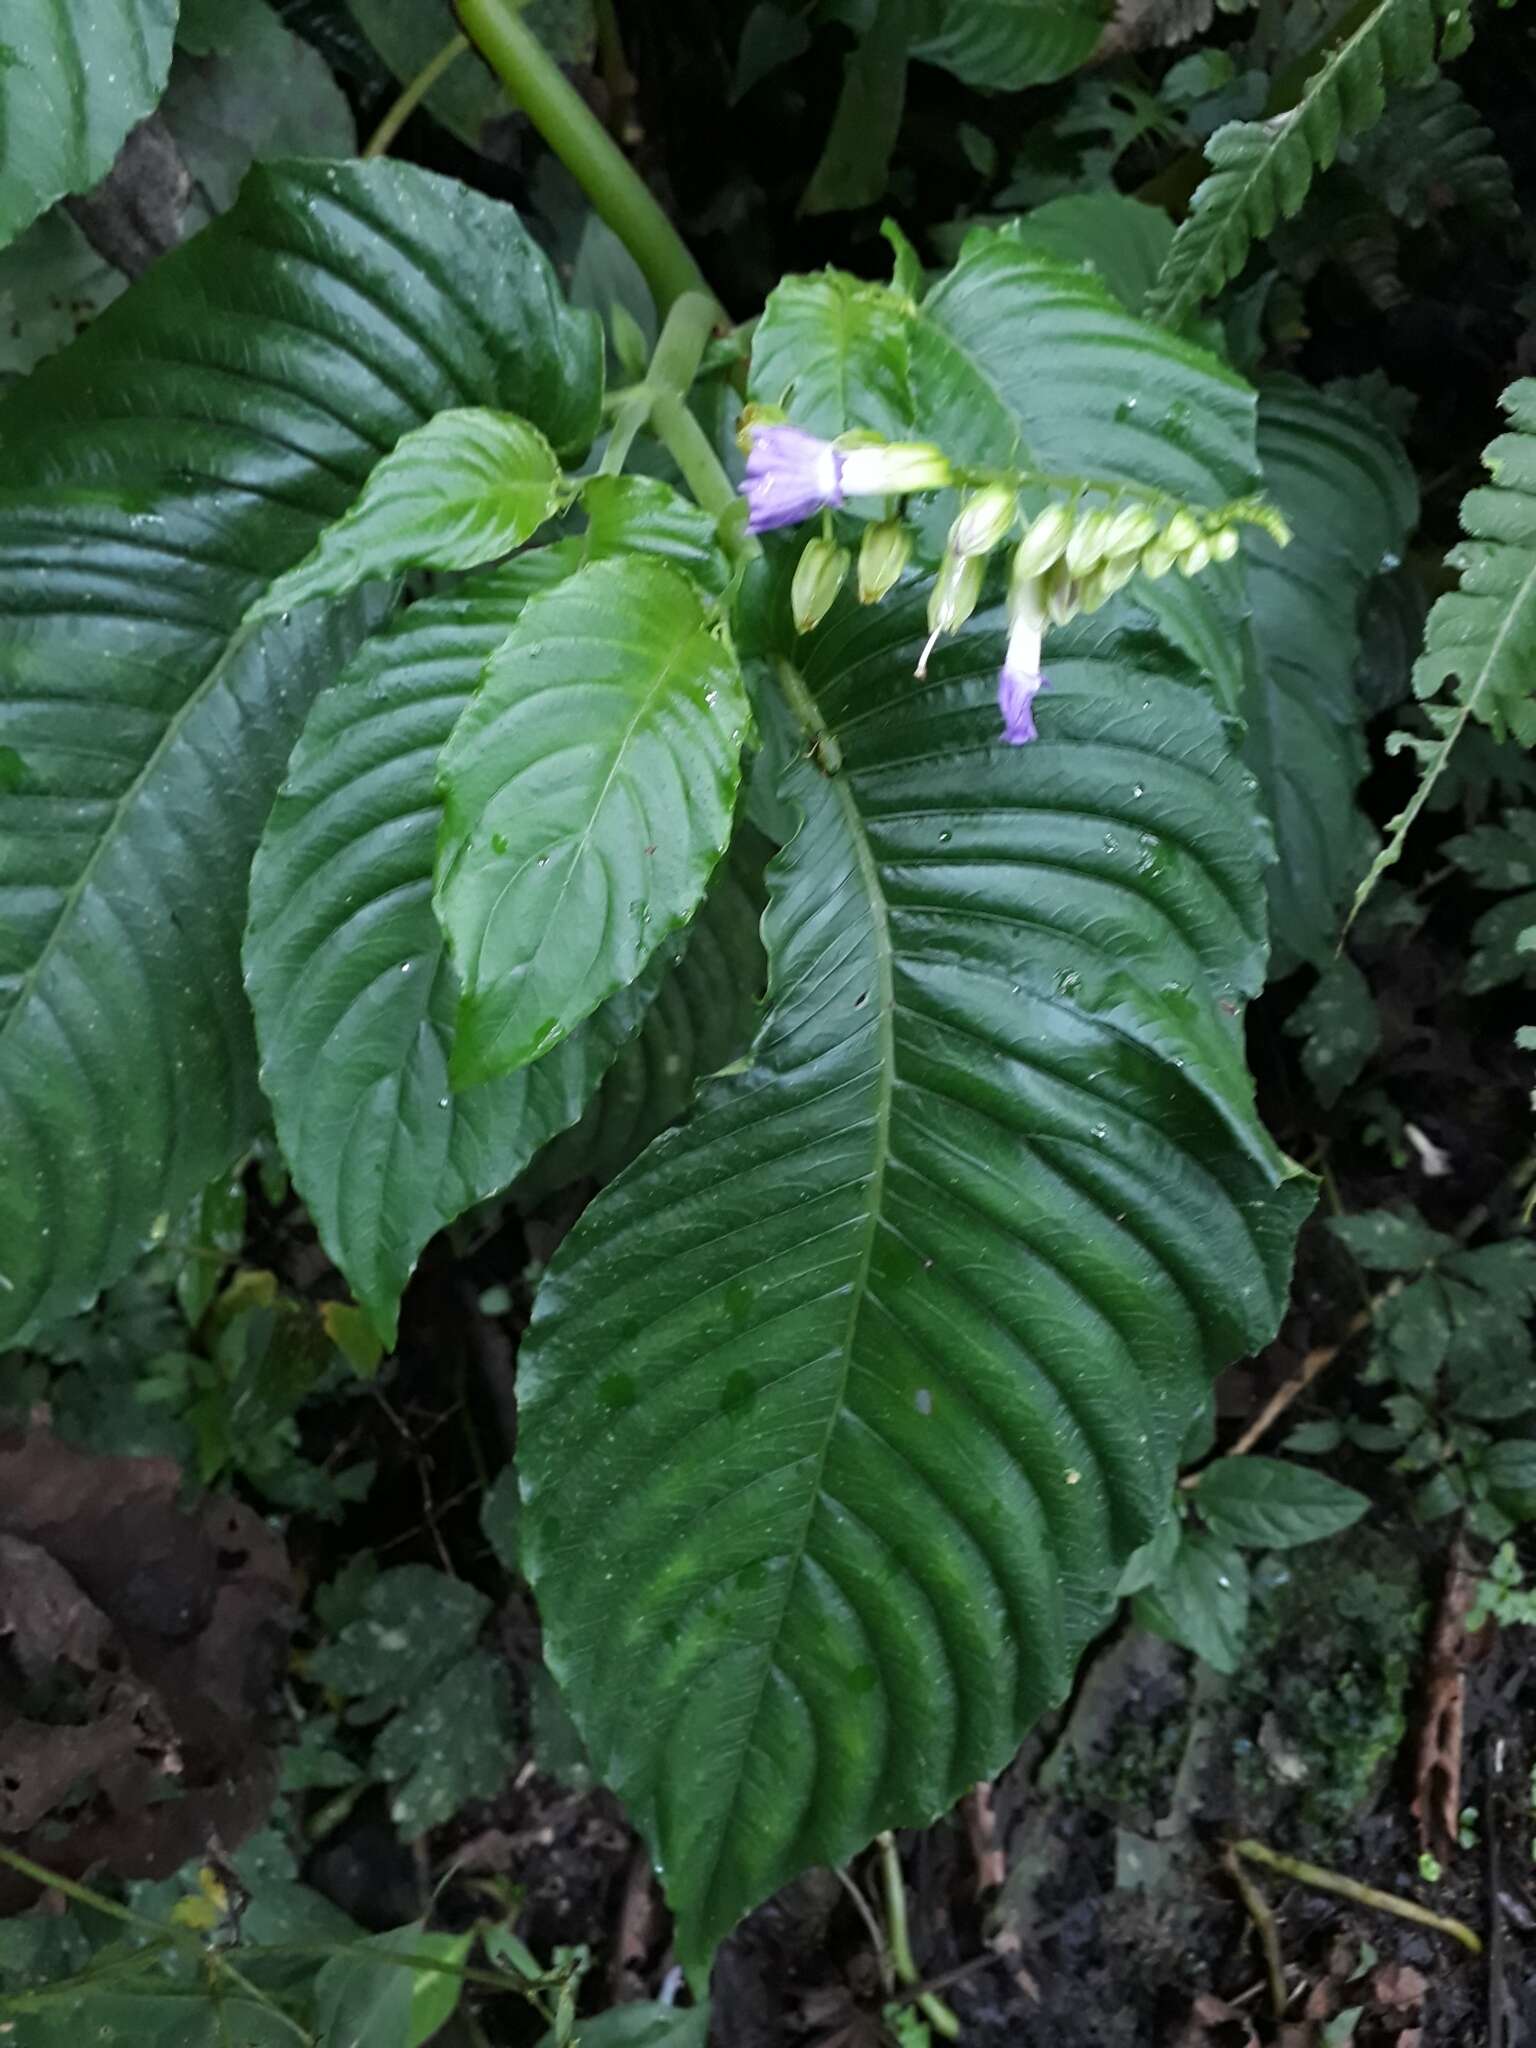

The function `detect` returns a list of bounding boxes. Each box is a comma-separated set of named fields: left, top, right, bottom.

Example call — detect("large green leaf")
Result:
left=912, top=0, right=1112, bottom=89
left=0, top=160, right=602, bottom=1346
left=434, top=556, right=750, bottom=1087
left=520, top=583, right=1311, bottom=1967
left=1241, top=375, right=1417, bottom=970
left=751, top=270, right=915, bottom=443
left=0, top=0, right=179, bottom=249
left=245, top=553, right=668, bottom=1347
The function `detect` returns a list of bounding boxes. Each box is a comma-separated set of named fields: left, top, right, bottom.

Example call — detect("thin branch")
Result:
left=1231, top=1837, right=1483, bottom=1954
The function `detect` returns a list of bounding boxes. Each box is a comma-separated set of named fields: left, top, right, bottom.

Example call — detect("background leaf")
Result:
left=434, top=556, right=749, bottom=1087
left=1133, top=1529, right=1250, bottom=1672
left=912, top=0, right=1113, bottom=90
left=0, top=0, right=179, bottom=249
left=1196, top=1454, right=1369, bottom=1548
left=520, top=580, right=1310, bottom=1966
left=0, top=160, right=602, bottom=1346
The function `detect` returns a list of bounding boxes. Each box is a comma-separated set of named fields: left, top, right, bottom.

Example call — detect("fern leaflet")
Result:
left=1147, top=0, right=1466, bottom=328
left=1352, top=380, right=1536, bottom=917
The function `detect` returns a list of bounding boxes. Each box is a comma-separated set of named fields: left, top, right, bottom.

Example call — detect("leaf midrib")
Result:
left=692, top=713, right=896, bottom=1912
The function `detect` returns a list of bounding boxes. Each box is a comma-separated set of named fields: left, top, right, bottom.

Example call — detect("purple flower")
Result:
left=997, top=619, right=1049, bottom=745
left=741, top=425, right=844, bottom=533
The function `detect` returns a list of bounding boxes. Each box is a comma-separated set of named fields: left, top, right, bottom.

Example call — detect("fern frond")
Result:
left=1352, top=380, right=1536, bottom=918
left=1147, top=0, right=1463, bottom=328
left=1350, top=74, right=1516, bottom=224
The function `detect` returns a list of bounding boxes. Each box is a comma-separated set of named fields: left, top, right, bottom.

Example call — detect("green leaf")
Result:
left=245, top=556, right=689, bottom=1345
left=1000, top=194, right=1177, bottom=315
left=376, top=1650, right=513, bottom=1834
left=483, top=1464, right=522, bottom=1573
left=316, top=1925, right=471, bottom=2048
left=802, top=0, right=912, bottom=216
left=1482, top=1438, right=1536, bottom=1507
left=0, top=210, right=126, bottom=385
left=1286, top=954, right=1379, bottom=1106
left=912, top=0, right=1112, bottom=90
left=520, top=823, right=770, bottom=1196
left=0, top=0, right=178, bottom=249
left=1147, top=0, right=1462, bottom=328
left=250, top=410, right=565, bottom=621
left=1328, top=1208, right=1453, bottom=1271
left=0, top=161, right=602, bottom=1347
left=1241, top=376, right=1418, bottom=969
left=1344, top=74, right=1516, bottom=227
left=541, top=2004, right=710, bottom=2048
left=579, top=474, right=730, bottom=594
left=346, top=0, right=508, bottom=152
left=519, top=581, right=1310, bottom=1967
left=1196, top=1455, right=1369, bottom=1549
left=308, top=1564, right=490, bottom=1713
left=434, top=556, right=750, bottom=1087
left=1133, top=1529, right=1250, bottom=1673
left=0, top=1991, right=297, bottom=2048
left=750, top=270, right=915, bottom=442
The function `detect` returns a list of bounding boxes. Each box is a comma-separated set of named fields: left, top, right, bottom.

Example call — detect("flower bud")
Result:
left=1007, top=562, right=1050, bottom=635
left=839, top=440, right=953, bottom=497
left=1065, top=509, right=1115, bottom=578
left=1044, top=561, right=1079, bottom=626
left=1162, top=508, right=1203, bottom=553
left=735, top=401, right=787, bottom=455
left=1139, top=536, right=1180, bottom=580
left=1097, top=552, right=1141, bottom=598
left=792, top=537, right=850, bottom=634
left=1012, top=501, right=1074, bottom=578
left=1209, top=525, right=1240, bottom=562
left=1102, top=505, right=1159, bottom=558
left=926, top=549, right=985, bottom=637
left=947, top=483, right=1017, bottom=559
left=857, top=519, right=911, bottom=604
left=1176, top=536, right=1213, bottom=577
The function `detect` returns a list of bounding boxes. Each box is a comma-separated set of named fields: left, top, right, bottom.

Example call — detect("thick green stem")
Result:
left=362, top=32, right=470, bottom=158
left=456, top=0, right=716, bottom=318
left=599, top=289, right=727, bottom=482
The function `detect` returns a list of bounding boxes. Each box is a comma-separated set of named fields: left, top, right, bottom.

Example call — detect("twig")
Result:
left=362, top=33, right=471, bottom=159
left=1231, top=1838, right=1483, bottom=1954
left=1221, top=1845, right=1286, bottom=2020
left=876, top=1833, right=962, bottom=2040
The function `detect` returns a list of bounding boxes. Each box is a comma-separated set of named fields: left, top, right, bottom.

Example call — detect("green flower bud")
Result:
left=1209, top=525, right=1240, bottom=563
left=1102, top=505, right=1160, bottom=558
left=947, top=483, right=1018, bottom=559
left=1064, top=509, right=1114, bottom=577
left=1097, top=552, right=1141, bottom=598
left=857, top=519, right=912, bottom=604
left=1162, top=509, right=1203, bottom=553
left=840, top=440, right=953, bottom=496
left=926, top=549, right=985, bottom=637
left=735, top=400, right=787, bottom=454
left=1012, top=501, right=1074, bottom=578
left=1176, top=536, right=1213, bottom=577
left=1139, top=537, right=1180, bottom=580
left=792, top=536, right=850, bottom=634
left=1044, top=560, right=1079, bottom=626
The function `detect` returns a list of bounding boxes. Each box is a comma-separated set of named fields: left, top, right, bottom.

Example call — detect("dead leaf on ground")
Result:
left=0, top=1425, right=294, bottom=1905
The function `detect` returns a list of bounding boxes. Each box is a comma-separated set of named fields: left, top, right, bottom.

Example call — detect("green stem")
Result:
left=876, top=1833, right=961, bottom=2040
left=598, top=289, right=725, bottom=480
left=362, top=32, right=470, bottom=159
left=455, top=0, right=716, bottom=318
left=1232, top=1838, right=1483, bottom=1954
left=650, top=393, right=741, bottom=532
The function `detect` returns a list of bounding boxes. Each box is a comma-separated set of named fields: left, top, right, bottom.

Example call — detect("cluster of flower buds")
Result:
left=735, top=419, right=1287, bottom=745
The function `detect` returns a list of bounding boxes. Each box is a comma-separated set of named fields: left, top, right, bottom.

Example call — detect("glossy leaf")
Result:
left=1134, top=1529, right=1250, bottom=1672
left=521, top=824, right=770, bottom=1196
left=245, top=555, right=668, bottom=1346
left=520, top=583, right=1311, bottom=1966
left=912, top=0, right=1112, bottom=90
left=1001, top=194, right=1176, bottom=315
left=1196, top=1455, right=1369, bottom=1549
left=0, top=0, right=178, bottom=249
left=434, top=556, right=750, bottom=1087
left=251, top=410, right=563, bottom=621
left=1241, top=376, right=1418, bottom=970
left=0, top=160, right=603, bottom=1346
left=750, top=270, right=915, bottom=443
left=579, top=473, right=731, bottom=594
left=1147, top=0, right=1462, bottom=328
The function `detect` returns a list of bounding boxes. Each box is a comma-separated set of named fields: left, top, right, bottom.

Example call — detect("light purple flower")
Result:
left=741, top=425, right=844, bottom=533
left=997, top=619, right=1049, bottom=745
